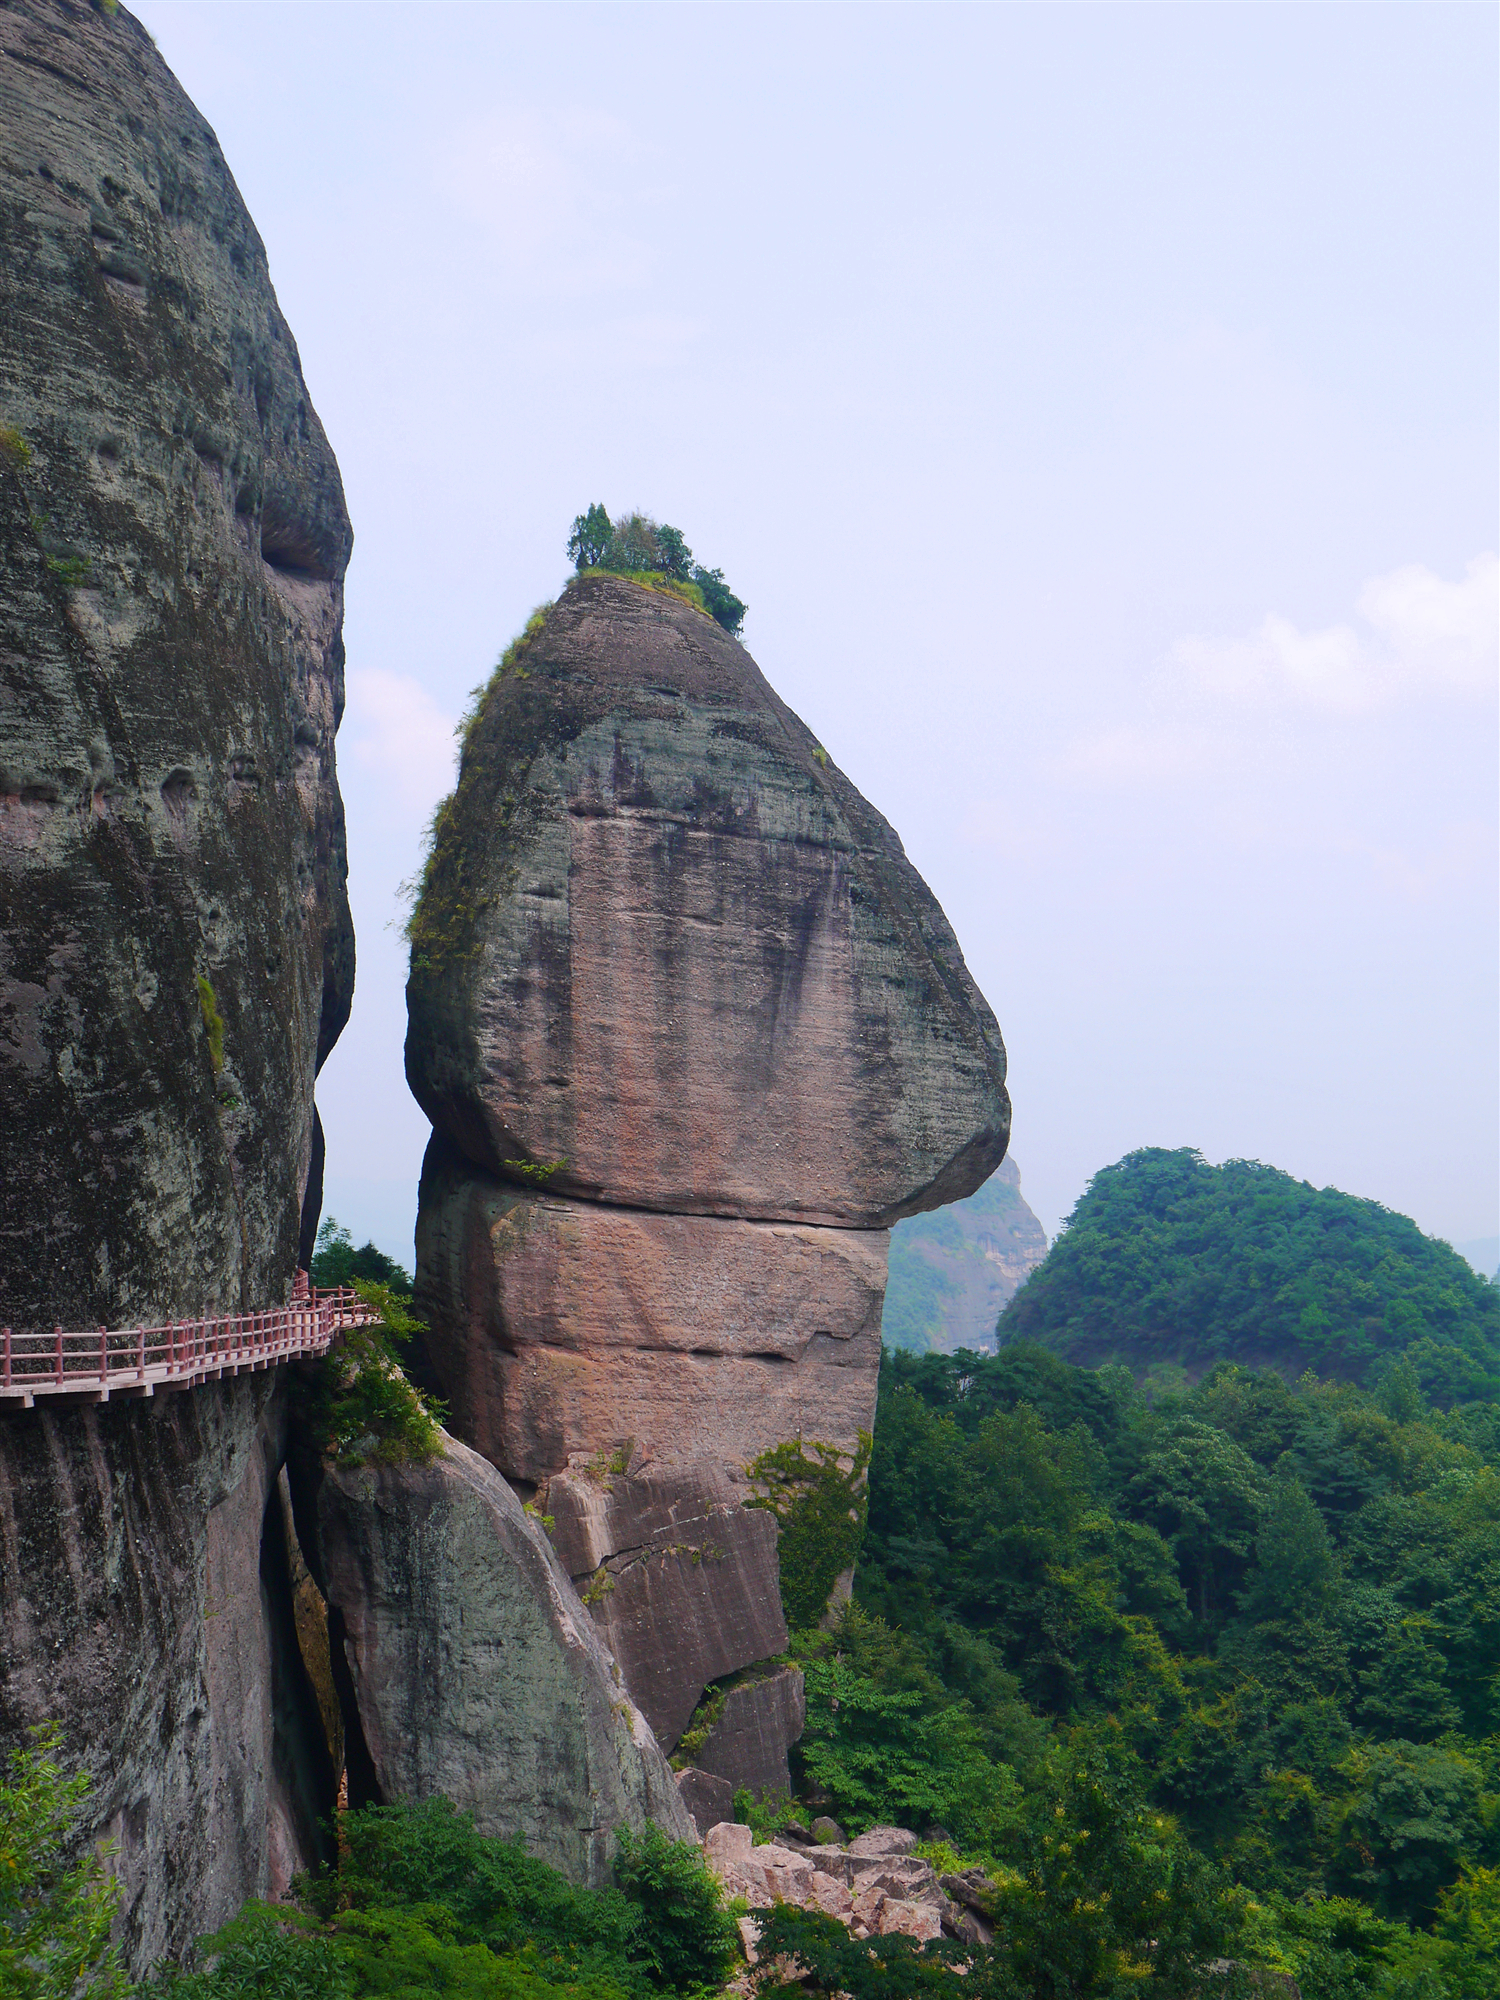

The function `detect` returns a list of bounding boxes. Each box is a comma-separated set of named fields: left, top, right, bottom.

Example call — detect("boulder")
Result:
left=690, top=1664, right=806, bottom=1798
left=314, top=1433, right=693, bottom=1886
left=414, top=1138, right=884, bottom=1481
left=405, top=574, right=1008, bottom=1229
left=543, top=1461, right=786, bottom=1750
left=675, top=1766, right=734, bottom=1836
left=0, top=0, right=353, bottom=1332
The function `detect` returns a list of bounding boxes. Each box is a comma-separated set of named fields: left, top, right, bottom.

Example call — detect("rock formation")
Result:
left=406, top=572, right=1010, bottom=1786
left=883, top=1156, right=1049, bottom=1353
left=312, top=1434, right=693, bottom=1886
left=0, top=5, right=334, bottom=1964
left=0, top=0, right=353, bottom=1335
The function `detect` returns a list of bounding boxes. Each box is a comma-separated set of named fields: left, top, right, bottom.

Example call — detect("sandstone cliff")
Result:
left=0, top=0, right=353, bottom=1333
left=0, top=1, right=353, bottom=1961
left=406, top=573, right=1010, bottom=1791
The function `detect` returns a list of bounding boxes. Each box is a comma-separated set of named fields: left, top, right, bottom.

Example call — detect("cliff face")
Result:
left=0, top=1, right=352, bottom=1961
left=0, top=1385, right=327, bottom=1967
left=0, top=0, right=353, bottom=1332
left=406, top=574, right=1010, bottom=1790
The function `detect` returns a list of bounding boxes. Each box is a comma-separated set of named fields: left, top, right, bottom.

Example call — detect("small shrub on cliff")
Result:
left=745, top=1433, right=871, bottom=1630
left=565, top=506, right=747, bottom=637
left=0, top=1724, right=129, bottom=2000
left=299, top=1281, right=445, bottom=1466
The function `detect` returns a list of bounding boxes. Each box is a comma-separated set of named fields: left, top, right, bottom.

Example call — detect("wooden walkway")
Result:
left=0, top=1283, right=379, bottom=1408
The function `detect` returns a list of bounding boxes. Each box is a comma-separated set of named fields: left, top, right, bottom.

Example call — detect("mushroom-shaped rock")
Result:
left=405, top=574, right=1008, bottom=1228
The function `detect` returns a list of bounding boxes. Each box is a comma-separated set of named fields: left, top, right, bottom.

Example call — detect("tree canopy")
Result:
left=997, top=1147, right=1499, bottom=1395
left=565, top=505, right=747, bottom=637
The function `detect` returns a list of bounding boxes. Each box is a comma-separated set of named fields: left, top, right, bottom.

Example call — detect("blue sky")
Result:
left=134, top=1, right=1499, bottom=1266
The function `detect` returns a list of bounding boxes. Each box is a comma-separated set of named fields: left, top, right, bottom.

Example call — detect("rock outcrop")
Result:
left=883, top=1156, right=1049, bottom=1353
left=0, top=1382, right=330, bottom=1968
left=406, top=574, right=1010, bottom=1787
left=0, top=0, right=353, bottom=1333
left=312, top=1433, right=694, bottom=1886
left=0, top=1, right=351, bottom=1962
left=703, top=1820, right=970, bottom=1954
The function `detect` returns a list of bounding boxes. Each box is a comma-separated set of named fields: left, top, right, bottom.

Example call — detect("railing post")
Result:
left=99, top=1326, right=107, bottom=1385
left=54, top=1325, right=62, bottom=1384
left=137, top=1321, right=144, bottom=1378
left=3, top=1327, right=9, bottom=1390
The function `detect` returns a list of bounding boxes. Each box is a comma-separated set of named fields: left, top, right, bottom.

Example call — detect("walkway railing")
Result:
left=0, top=1282, right=380, bottom=1408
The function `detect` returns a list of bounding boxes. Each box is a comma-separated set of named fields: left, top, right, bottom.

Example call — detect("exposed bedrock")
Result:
left=406, top=576, right=1010, bottom=1789
left=0, top=0, right=354, bottom=1333
left=313, top=1434, right=694, bottom=1886
left=0, top=1381, right=331, bottom=1972
left=405, top=574, right=1008, bottom=1228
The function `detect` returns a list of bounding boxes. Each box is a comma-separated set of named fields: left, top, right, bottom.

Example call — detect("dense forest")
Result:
left=768, top=1340, right=1498, bottom=1997
left=998, top=1149, right=1499, bottom=1399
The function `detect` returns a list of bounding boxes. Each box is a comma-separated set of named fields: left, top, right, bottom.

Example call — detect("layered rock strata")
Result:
left=407, top=575, right=1010, bottom=1786
left=0, top=0, right=353, bottom=1333
left=312, top=1434, right=693, bottom=1885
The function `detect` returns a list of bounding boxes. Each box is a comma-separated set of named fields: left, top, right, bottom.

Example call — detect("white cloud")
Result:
left=341, top=667, right=457, bottom=819
left=1167, top=553, right=1497, bottom=715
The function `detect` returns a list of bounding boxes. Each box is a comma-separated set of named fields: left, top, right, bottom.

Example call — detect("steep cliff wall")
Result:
left=883, top=1156, right=1049, bottom=1353
left=0, top=0, right=353, bottom=1332
left=406, top=574, right=1010, bottom=1789
left=0, top=0, right=352, bottom=1962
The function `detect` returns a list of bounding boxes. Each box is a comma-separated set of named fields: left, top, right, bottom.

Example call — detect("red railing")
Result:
left=0, top=1281, right=379, bottom=1407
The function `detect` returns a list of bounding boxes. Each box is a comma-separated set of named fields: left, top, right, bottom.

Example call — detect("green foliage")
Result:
left=563, top=507, right=746, bottom=636
left=311, top=1217, right=413, bottom=1297
left=0, top=425, right=32, bottom=470
left=611, top=1826, right=738, bottom=1991
left=146, top=1799, right=731, bottom=1999
left=196, top=975, right=226, bottom=1074
left=746, top=1434, right=872, bottom=1628
left=298, top=1282, right=445, bottom=1465
left=501, top=1158, right=568, bottom=1189
left=999, top=1147, right=1500, bottom=1393
left=567, top=504, right=612, bottom=570
left=0, top=1723, right=129, bottom=1999
left=44, top=553, right=93, bottom=588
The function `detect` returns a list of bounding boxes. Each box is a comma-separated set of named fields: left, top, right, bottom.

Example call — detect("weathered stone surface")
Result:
left=544, top=1461, right=787, bottom=1750
left=0, top=1381, right=328, bottom=1971
left=0, top=0, right=353, bottom=1332
left=415, top=1136, right=884, bottom=1481
left=406, top=574, right=1008, bottom=1230
left=675, top=1765, right=734, bottom=1836
left=314, top=1433, right=693, bottom=1886
left=692, top=1665, right=806, bottom=1799
left=703, top=1819, right=955, bottom=1947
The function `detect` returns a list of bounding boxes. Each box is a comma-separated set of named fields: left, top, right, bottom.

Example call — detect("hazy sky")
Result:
left=134, top=1, right=1499, bottom=1265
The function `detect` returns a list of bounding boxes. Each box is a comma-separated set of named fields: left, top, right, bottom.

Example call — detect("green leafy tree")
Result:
left=689, top=566, right=745, bottom=637
left=0, top=1724, right=129, bottom=2000
left=311, top=1217, right=413, bottom=1297
left=567, top=504, right=612, bottom=570
left=611, top=1825, right=738, bottom=1991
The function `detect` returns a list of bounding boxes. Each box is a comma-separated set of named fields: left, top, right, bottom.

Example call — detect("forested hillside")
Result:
left=997, top=1149, right=1499, bottom=1395
left=779, top=1342, right=1500, bottom=1997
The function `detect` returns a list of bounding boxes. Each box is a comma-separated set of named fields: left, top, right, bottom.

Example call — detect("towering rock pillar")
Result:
left=406, top=573, right=1009, bottom=1792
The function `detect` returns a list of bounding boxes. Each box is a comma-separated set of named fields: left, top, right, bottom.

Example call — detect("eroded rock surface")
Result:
left=314, top=1434, right=693, bottom=1886
left=0, top=1381, right=328, bottom=1970
left=406, top=574, right=1007, bottom=1229
left=0, top=0, right=353, bottom=1332
left=405, top=574, right=1010, bottom=1790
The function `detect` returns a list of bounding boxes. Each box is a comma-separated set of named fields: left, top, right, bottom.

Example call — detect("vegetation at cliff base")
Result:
left=0, top=1726, right=128, bottom=1999
left=769, top=1337, right=1500, bottom=1998
left=566, top=506, right=746, bottom=638
left=998, top=1147, right=1500, bottom=1394
left=141, top=1798, right=735, bottom=1999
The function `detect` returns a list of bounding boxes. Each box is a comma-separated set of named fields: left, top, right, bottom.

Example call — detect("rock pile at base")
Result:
left=406, top=575, right=1010, bottom=1780
left=701, top=1821, right=993, bottom=1957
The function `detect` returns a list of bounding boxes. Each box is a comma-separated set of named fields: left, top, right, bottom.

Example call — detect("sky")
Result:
left=133, top=0, right=1499, bottom=1271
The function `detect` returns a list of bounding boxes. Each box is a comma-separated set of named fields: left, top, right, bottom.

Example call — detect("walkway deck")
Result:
left=0, top=1284, right=379, bottom=1408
